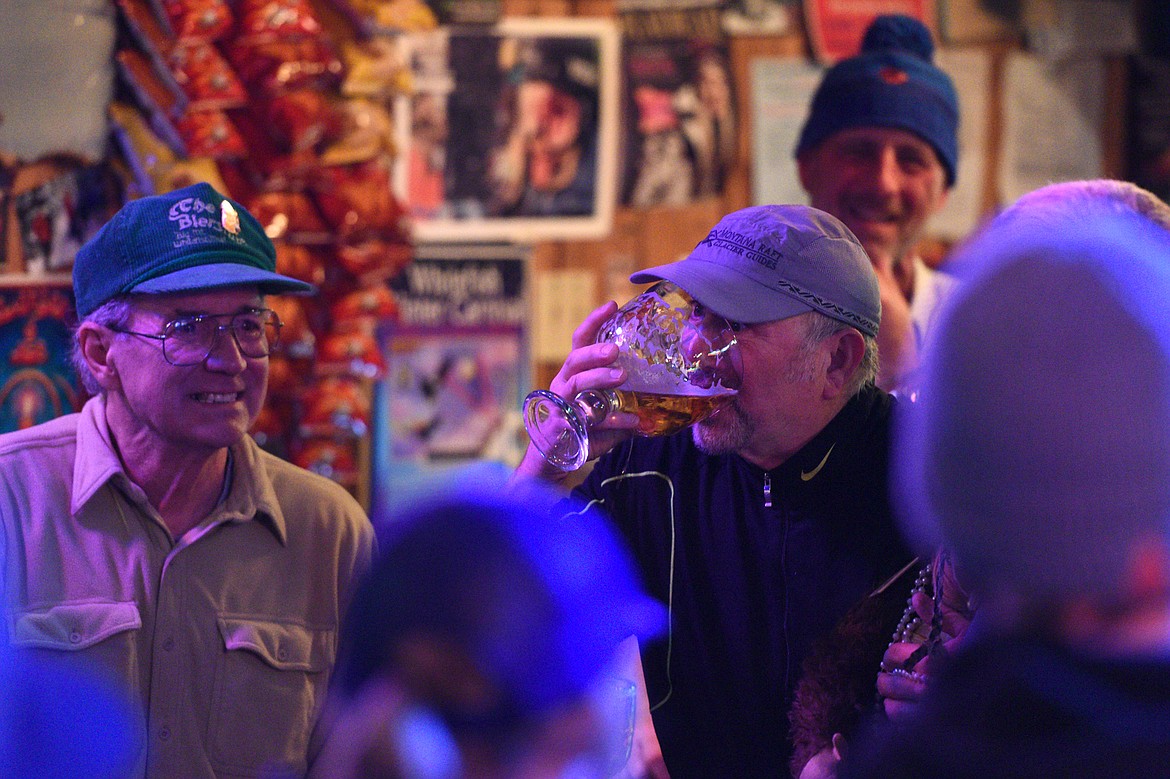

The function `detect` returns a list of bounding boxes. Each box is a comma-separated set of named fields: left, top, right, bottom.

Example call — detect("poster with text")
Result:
left=371, top=245, right=529, bottom=514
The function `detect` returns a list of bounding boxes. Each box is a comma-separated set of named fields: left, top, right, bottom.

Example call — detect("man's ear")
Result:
left=76, top=322, right=120, bottom=390
left=822, top=328, right=865, bottom=399
left=831, top=732, right=848, bottom=762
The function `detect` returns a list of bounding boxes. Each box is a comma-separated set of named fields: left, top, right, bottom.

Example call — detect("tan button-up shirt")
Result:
left=0, top=396, right=375, bottom=777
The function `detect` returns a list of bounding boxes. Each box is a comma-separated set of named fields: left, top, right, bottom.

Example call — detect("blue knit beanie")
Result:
left=795, top=15, right=959, bottom=186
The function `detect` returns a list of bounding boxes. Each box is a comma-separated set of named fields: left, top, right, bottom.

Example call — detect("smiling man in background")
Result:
left=796, top=14, right=959, bottom=392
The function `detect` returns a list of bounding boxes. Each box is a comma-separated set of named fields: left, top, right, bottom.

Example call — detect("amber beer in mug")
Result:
left=524, top=281, right=742, bottom=471
left=595, top=388, right=737, bottom=437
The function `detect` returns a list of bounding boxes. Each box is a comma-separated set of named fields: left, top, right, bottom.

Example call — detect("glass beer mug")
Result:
left=524, top=281, right=741, bottom=471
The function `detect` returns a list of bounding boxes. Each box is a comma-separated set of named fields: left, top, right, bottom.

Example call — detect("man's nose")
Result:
left=203, top=325, right=248, bottom=370
left=873, top=147, right=902, bottom=192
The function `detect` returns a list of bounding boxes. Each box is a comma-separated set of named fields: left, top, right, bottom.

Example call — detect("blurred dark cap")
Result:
left=336, top=464, right=665, bottom=731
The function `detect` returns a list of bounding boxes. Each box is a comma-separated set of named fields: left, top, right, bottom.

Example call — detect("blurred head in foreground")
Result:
left=894, top=182, right=1170, bottom=643
left=319, top=465, right=666, bottom=778
left=0, top=646, right=139, bottom=779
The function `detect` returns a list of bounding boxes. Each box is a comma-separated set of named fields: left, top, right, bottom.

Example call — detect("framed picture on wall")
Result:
left=394, top=17, right=621, bottom=242
left=621, top=38, right=736, bottom=208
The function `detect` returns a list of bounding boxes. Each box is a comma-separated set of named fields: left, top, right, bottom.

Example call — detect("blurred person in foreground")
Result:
left=796, top=14, right=959, bottom=393
left=311, top=465, right=666, bottom=778
left=0, top=182, right=375, bottom=777
left=514, top=204, right=913, bottom=776
left=841, top=185, right=1170, bottom=777
left=792, top=179, right=1170, bottom=779
left=0, top=644, right=138, bottom=779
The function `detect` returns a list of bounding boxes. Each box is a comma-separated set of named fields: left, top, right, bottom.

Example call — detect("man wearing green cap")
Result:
left=795, top=14, right=959, bottom=392
left=0, top=182, right=375, bottom=778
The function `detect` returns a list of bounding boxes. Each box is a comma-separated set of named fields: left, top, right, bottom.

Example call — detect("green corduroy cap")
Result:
left=73, top=182, right=313, bottom=317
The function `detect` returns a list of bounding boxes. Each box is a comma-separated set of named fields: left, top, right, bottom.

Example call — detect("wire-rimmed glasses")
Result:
left=111, top=308, right=283, bottom=366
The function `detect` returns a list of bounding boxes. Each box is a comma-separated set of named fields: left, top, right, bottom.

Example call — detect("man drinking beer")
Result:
left=515, top=204, right=912, bottom=777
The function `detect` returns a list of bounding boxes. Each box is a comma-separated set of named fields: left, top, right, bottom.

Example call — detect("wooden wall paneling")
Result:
left=573, top=0, right=616, bottom=17
left=982, top=42, right=1005, bottom=215
left=502, top=0, right=572, bottom=16
left=636, top=197, right=724, bottom=268
left=1103, top=56, right=1130, bottom=180
left=597, top=206, right=645, bottom=305
left=726, top=32, right=809, bottom=213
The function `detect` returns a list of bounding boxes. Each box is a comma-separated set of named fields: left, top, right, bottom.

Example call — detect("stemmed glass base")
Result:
left=523, top=389, right=613, bottom=472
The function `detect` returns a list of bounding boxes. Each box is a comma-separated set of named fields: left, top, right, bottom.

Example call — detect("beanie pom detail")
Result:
left=861, top=14, right=934, bottom=62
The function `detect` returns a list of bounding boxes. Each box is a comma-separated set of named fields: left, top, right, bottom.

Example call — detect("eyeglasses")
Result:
left=111, top=308, right=283, bottom=367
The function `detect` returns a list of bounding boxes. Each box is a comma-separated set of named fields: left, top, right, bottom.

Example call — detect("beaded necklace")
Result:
left=879, top=551, right=950, bottom=689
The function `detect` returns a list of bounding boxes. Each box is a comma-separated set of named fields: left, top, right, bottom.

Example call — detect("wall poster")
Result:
left=395, top=18, right=620, bottom=242
left=0, top=282, right=83, bottom=433
left=621, top=37, right=736, bottom=208
left=371, top=243, right=530, bottom=515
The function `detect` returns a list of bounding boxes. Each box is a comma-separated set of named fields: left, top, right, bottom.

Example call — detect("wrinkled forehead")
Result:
left=125, top=287, right=265, bottom=321
left=824, top=125, right=942, bottom=157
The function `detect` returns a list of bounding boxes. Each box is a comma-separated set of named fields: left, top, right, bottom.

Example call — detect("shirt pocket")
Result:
left=208, top=616, right=335, bottom=777
left=8, top=600, right=142, bottom=649
left=7, top=601, right=144, bottom=707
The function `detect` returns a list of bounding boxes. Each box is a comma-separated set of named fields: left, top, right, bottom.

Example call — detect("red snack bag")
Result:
left=264, top=90, right=338, bottom=153
left=275, top=243, right=327, bottom=286
left=235, top=0, right=323, bottom=40
left=116, top=48, right=186, bottom=120
left=291, top=438, right=357, bottom=485
left=230, top=110, right=318, bottom=188
left=267, top=295, right=317, bottom=360
left=266, top=354, right=296, bottom=397
left=248, top=190, right=330, bottom=241
left=114, top=50, right=186, bottom=156
left=163, top=0, right=233, bottom=41
left=250, top=402, right=292, bottom=454
left=175, top=109, right=247, bottom=158
left=335, top=239, right=414, bottom=281
left=116, top=0, right=177, bottom=62
left=169, top=42, right=248, bottom=110
left=226, top=36, right=344, bottom=94
left=310, top=160, right=407, bottom=240
left=331, top=286, right=398, bottom=322
left=300, top=376, right=371, bottom=436
left=318, top=322, right=385, bottom=379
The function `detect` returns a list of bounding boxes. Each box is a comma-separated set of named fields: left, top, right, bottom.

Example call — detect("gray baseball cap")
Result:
left=630, top=205, right=880, bottom=337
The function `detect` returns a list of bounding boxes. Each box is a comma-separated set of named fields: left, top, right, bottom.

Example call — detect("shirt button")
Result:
left=159, top=727, right=171, bottom=741
left=163, top=637, right=175, bottom=652
left=69, top=630, right=82, bottom=644
left=276, top=648, right=289, bottom=662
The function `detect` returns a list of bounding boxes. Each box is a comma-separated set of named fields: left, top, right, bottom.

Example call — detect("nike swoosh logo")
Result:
left=800, top=443, right=835, bottom=482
